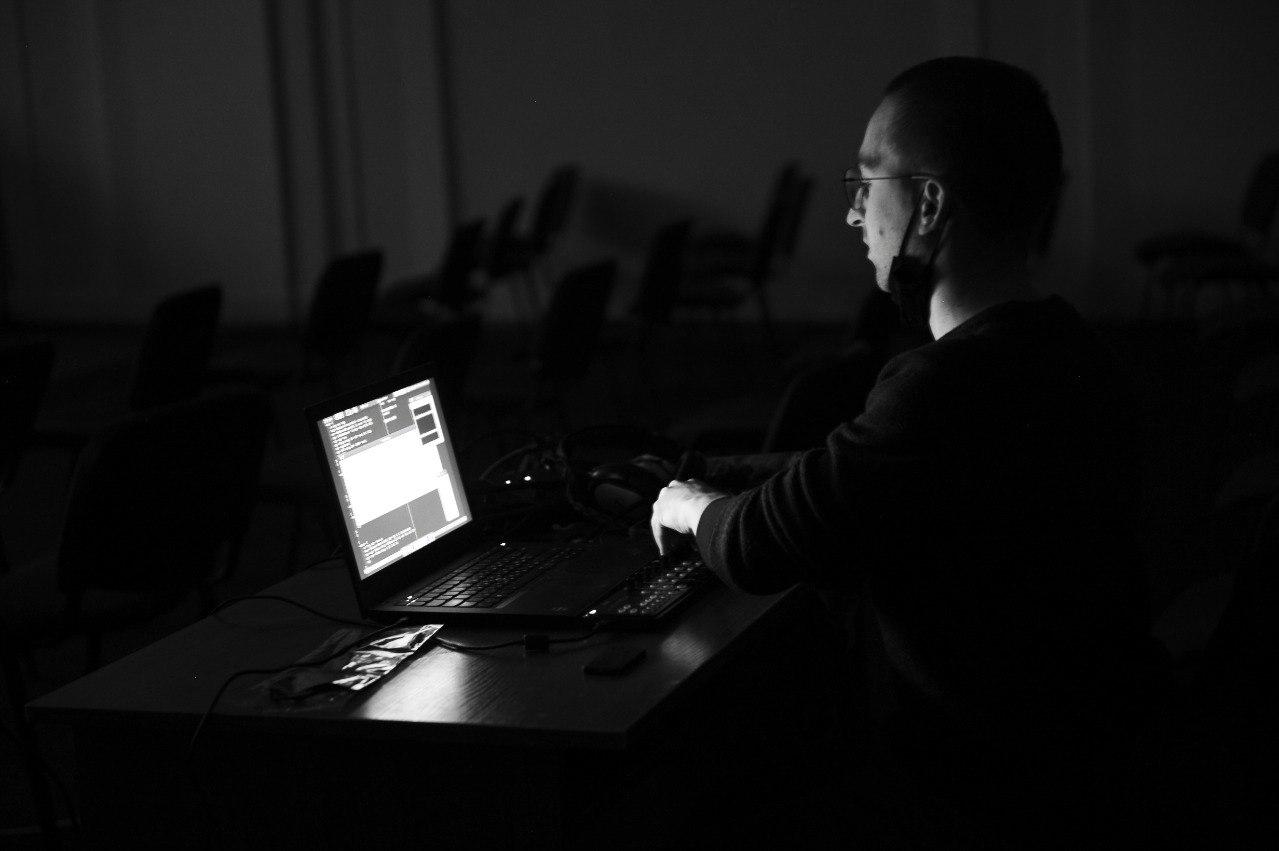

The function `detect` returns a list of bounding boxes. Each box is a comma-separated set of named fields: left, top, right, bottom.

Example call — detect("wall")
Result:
left=0, top=0, right=450, bottom=325
left=3, top=1, right=1279, bottom=325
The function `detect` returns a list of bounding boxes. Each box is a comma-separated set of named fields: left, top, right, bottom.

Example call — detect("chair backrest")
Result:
left=760, top=343, right=884, bottom=453
left=778, top=176, right=813, bottom=261
left=56, top=388, right=272, bottom=599
left=391, top=313, right=483, bottom=414
left=534, top=260, right=618, bottom=381
left=0, top=340, right=55, bottom=495
left=1239, top=150, right=1279, bottom=250
left=750, top=162, right=801, bottom=284
left=302, top=249, right=384, bottom=369
left=528, top=165, right=580, bottom=252
left=630, top=219, right=693, bottom=325
left=435, top=218, right=487, bottom=310
left=1196, top=492, right=1279, bottom=704
left=128, top=284, right=223, bottom=410
left=485, top=197, right=526, bottom=278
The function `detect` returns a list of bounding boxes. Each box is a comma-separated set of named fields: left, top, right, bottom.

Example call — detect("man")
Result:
left=651, top=57, right=1161, bottom=845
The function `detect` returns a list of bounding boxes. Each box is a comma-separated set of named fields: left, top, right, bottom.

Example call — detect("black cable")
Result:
left=207, top=594, right=377, bottom=628
left=433, top=622, right=605, bottom=654
left=184, top=618, right=409, bottom=759
left=478, top=440, right=547, bottom=485
left=458, top=427, right=545, bottom=459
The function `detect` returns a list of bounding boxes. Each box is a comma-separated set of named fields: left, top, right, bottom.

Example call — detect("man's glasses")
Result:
left=843, top=169, right=935, bottom=211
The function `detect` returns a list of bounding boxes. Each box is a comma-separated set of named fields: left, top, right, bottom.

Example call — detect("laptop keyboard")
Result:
left=400, top=543, right=585, bottom=609
left=589, top=556, right=713, bottom=622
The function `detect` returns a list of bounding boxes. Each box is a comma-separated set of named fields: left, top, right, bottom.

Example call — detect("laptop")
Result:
left=305, top=365, right=677, bottom=627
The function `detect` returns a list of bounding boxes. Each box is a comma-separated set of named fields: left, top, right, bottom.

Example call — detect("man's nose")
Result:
left=846, top=206, right=863, bottom=229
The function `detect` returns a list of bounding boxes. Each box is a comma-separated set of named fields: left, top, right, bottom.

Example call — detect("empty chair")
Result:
left=301, top=250, right=385, bottom=389
left=665, top=286, right=907, bottom=455
left=483, top=196, right=533, bottom=314
left=627, top=220, right=694, bottom=418
left=0, top=387, right=273, bottom=672
left=500, top=165, right=581, bottom=304
left=374, top=218, right=488, bottom=327
left=210, top=251, right=384, bottom=396
left=1137, top=150, right=1279, bottom=318
left=128, top=283, right=223, bottom=409
left=476, top=259, right=619, bottom=418
left=631, top=219, right=695, bottom=329
left=679, top=162, right=807, bottom=348
left=1134, top=490, right=1279, bottom=845
left=390, top=313, right=484, bottom=419
left=35, top=284, right=224, bottom=452
left=760, top=342, right=886, bottom=453
left=0, top=340, right=56, bottom=574
left=533, top=260, right=618, bottom=387
left=776, top=175, right=814, bottom=274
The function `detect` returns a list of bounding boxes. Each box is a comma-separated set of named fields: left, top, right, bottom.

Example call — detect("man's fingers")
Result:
left=650, top=509, right=666, bottom=556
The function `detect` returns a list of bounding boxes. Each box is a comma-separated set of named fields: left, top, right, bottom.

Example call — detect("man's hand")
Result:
left=650, top=479, right=728, bottom=557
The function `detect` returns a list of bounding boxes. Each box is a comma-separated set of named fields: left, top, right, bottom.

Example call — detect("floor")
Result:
left=1, top=301, right=1275, bottom=847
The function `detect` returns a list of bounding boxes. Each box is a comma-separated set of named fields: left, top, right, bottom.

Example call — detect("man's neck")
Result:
left=928, top=266, right=1038, bottom=339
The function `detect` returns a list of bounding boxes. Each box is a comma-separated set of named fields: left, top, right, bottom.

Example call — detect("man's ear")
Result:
left=916, top=178, right=947, bottom=235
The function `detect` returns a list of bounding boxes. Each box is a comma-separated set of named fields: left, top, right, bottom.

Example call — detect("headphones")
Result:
left=558, top=424, right=697, bottom=526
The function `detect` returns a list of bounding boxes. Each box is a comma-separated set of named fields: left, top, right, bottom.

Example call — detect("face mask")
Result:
left=886, top=191, right=946, bottom=332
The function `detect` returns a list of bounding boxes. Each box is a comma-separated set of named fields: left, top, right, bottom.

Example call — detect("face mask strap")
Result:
left=887, top=187, right=948, bottom=332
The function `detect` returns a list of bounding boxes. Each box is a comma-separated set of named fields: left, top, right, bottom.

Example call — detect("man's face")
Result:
left=847, top=96, right=918, bottom=291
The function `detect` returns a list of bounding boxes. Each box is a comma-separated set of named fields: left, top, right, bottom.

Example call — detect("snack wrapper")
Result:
left=263, top=623, right=442, bottom=702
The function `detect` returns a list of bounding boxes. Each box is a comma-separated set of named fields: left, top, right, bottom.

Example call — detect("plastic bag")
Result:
left=264, top=623, right=442, bottom=702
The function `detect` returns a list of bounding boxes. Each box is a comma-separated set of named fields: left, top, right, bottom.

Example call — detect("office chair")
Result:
left=373, top=218, right=488, bottom=328
left=533, top=259, right=618, bottom=391
left=678, top=162, right=806, bottom=350
left=496, top=165, right=581, bottom=313
left=35, top=284, right=224, bottom=450
left=127, top=283, right=223, bottom=409
left=775, top=175, right=814, bottom=278
left=391, top=313, right=483, bottom=411
left=666, top=287, right=904, bottom=454
left=300, top=250, right=384, bottom=391
left=759, top=341, right=885, bottom=453
left=1133, top=490, right=1279, bottom=845
left=631, top=219, right=695, bottom=330
left=0, top=387, right=272, bottom=673
left=1137, top=149, right=1279, bottom=318
left=483, top=196, right=532, bottom=316
left=466, top=260, right=617, bottom=425
left=0, top=341, right=56, bottom=575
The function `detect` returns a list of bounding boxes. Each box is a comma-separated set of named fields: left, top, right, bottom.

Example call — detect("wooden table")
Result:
left=29, top=563, right=845, bottom=848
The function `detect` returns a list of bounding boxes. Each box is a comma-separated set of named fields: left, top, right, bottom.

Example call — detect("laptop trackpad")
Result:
left=502, top=540, right=648, bottom=614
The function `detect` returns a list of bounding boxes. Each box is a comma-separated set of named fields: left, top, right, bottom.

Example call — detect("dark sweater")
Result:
left=696, top=295, right=1157, bottom=822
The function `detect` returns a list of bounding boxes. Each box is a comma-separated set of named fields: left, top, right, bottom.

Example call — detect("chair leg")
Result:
left=1, top=644, right=62, bottom=848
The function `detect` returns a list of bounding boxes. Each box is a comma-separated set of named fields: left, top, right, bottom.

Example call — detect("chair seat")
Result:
left=0, top=554, right=184, bottom=643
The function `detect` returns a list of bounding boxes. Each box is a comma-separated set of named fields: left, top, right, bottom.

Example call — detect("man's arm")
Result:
left=649, top=478, right=728, bottom=558
left=653, top=349, right=952, bottom=595
left=704, top=451, right=803, bottom=491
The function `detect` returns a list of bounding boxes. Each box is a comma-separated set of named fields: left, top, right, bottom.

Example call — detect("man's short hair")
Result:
left=885, top=57, right=1063, bottom=251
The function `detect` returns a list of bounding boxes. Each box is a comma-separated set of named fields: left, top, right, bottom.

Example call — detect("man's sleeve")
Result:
left=693, top=351, right=952, bottom=595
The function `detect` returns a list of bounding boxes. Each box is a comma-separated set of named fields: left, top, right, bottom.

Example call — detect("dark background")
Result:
left=4, top=0, right=1279, bottom=327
